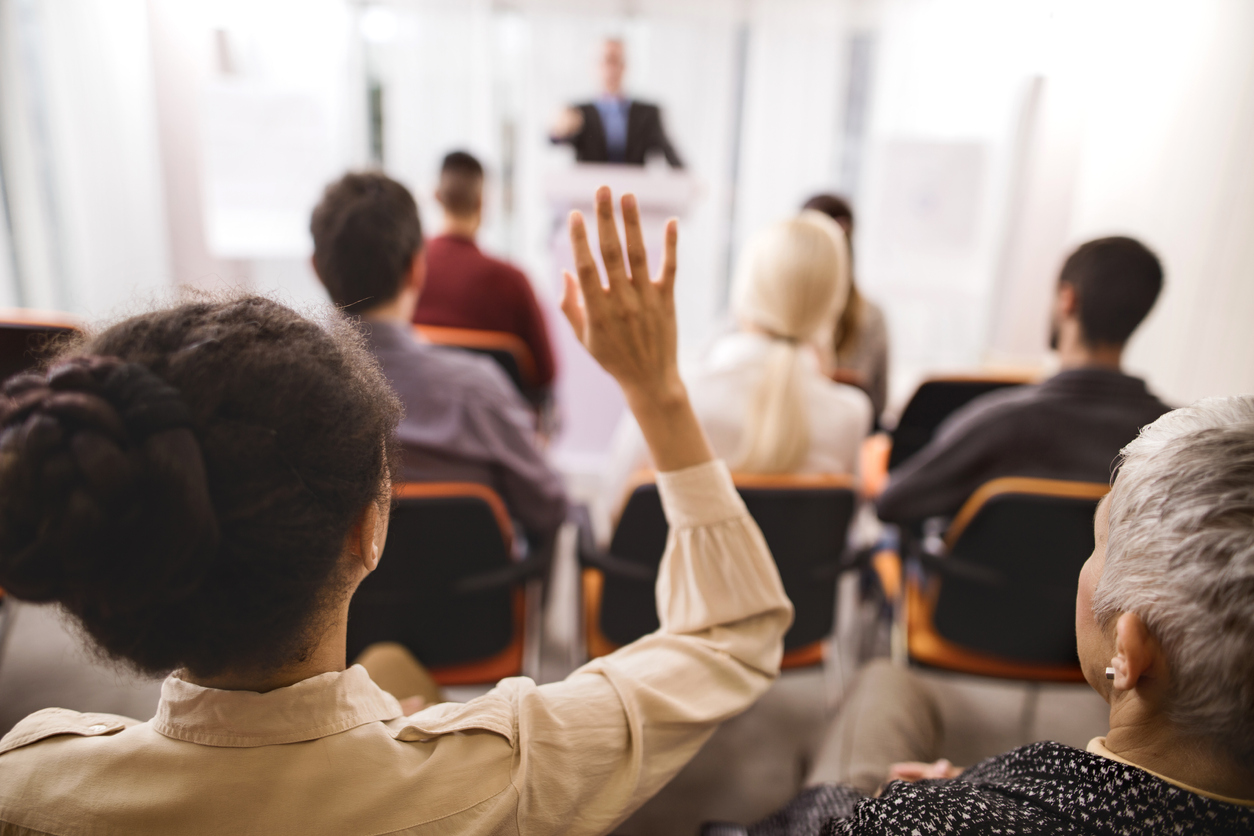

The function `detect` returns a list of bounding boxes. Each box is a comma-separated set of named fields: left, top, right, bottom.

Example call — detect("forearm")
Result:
left=514, top=460, right=792, bottom=834
left=621, top=377, right=713, bottom=473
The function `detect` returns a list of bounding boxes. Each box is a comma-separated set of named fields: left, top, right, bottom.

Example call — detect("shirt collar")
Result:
left=705, top=330, right=820, bottom=372
left=152, top=665, right=403, bottom=748
left=435, top=231, right=478, bottom=248
left=1044, top=366, right=1148, bottom=392
left=362, top=319, right=421, bottom=351
left=1087, top=737, right=1254, bottom=807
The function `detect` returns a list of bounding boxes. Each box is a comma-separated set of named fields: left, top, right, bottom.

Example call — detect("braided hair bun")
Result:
left=0, top=357, right=219, bottom=650
left=0, top=297, right=399, bottom=677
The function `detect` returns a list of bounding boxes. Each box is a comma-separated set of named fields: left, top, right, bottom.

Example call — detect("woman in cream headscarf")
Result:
left=604, top=211, right=872, bottom=512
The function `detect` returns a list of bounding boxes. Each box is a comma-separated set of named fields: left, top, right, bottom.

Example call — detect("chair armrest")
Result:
left=809, top=546, right=867, bottom=581
left=452, top=535, right=551, bottom=594
left=897, top=522, right=1004, bottom=587
left=453, top=558, right=548, bottom=593
left=570, top=503, right=658, bottom=582
left=911, top=550, right=1005, bottom=587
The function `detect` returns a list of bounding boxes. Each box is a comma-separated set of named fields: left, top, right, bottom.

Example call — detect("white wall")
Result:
left=3, top=0, right=1250, bottom=420
left=1061, top=0, right=1254, bottom=404
left=146, top=0, right=364, bottom=308
left=984, top=0, right=1254, bottom=404
left=0, top=0, right=170, bottom=317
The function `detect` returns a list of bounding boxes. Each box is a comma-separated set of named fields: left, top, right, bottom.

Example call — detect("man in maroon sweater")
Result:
left=413, top=151, right=557, bottom=391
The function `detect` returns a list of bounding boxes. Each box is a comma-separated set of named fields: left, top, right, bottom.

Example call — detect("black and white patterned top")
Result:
left=703, top=741, right=1253, bottom=836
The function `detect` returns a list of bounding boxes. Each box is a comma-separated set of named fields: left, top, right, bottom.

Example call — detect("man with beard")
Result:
left=877, top=236, right=1170, bottom=527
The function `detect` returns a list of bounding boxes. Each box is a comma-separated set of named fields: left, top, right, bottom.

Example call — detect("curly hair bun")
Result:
left=0, top=357, right=219, bottom=614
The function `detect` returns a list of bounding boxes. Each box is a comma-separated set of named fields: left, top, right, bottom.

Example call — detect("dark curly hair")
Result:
left=0, top=296, right=401, bottom=678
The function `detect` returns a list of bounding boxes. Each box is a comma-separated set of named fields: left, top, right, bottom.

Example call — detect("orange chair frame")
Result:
left=587, top=471, right=857, bottom=671
left=0, top=308, right=82, bottom=331
left=413, top=325, right=539, bottom=389
left=900, top=476, right=1109, bottom=683
left=389, top=482, right=526, bottom=686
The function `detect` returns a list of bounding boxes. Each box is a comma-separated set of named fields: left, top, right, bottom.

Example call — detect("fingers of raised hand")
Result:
left=568, top=211, right=605, bottom=314
left=559, top=271, right=587, bottom=342
left=620, top=193, right=651, bottom=290
left=594, top=187, right=629, bottom=289
left=658, top=218, right=678, bottom=295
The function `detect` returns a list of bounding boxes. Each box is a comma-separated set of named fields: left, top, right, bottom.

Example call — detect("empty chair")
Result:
left=895, top=476, right=1109, bottom=681
left=887, top=374, right=1034, bottom=470
left=580, top=473, right=858, bottom=668
left=346, top=482, right=545, bottom=685
left=0, top=310, right=79, bottom=383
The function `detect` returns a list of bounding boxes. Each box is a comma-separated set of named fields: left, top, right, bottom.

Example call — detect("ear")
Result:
left=1109, top=611, right=1160, bottom=691
left=408, top=248, right=427, bottom=297
left=349, top=500, right=389, bottom=575
left=1057, top=281, right=1079, bottom=318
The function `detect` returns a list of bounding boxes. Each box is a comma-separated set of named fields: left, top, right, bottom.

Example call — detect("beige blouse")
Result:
left=0, top=461, right=793, bottom=836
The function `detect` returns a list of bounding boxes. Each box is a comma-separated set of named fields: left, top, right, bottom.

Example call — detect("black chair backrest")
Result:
left=931, top=488, right=1101, bottom=665
left=346, top=488, right=515, bottom=667
left=462, top=346, right=526, bottom=393
left=0, top=322, right=76, bottom=383
left=599, top=481, right=857, bottom=650
left=889, top=379, right=1026, bottom=470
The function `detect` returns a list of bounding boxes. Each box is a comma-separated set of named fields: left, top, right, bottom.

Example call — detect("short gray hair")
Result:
left=1093, top=396, right=1254, bottom=765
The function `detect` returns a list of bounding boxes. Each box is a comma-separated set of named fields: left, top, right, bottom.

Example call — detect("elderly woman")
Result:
left=710, top=396, right=1254, bottom=835
left=0, top=189, right=793, bottom=835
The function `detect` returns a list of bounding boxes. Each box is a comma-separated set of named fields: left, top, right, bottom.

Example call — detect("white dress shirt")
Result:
left=604, top=332, right=873, bottom=523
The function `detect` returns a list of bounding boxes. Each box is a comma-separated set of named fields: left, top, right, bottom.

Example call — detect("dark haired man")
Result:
left=877, top=236, right=1171, bottom=525
left=311, top=171, right=566, bottom=547
left=413, top=151, right=557, bottom=392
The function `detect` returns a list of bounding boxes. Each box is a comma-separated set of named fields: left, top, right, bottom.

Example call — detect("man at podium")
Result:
left=550, top=38, right=684, bottom=168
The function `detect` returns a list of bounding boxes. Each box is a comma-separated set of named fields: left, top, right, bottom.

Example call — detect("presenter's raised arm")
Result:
left=560, top=187, right=712, bottom=472
left=549, top=106, right=585, bottom=142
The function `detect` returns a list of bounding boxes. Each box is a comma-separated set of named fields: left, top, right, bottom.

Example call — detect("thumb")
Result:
left=560, top=271, right=587, bottom=344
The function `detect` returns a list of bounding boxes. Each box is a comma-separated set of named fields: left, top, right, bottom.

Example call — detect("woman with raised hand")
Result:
left=0, top=188, right=792, bottom=836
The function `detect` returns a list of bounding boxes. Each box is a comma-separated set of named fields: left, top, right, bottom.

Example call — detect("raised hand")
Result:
left=560, top=187, right=712, bottom=473
left=551, top=106, right=585, bottom=139
left=561, top=187, right=681, bottom=403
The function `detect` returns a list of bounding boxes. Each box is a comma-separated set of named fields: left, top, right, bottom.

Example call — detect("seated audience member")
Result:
left=0, top=190, right=794, bottom=834
left=710, top=396, right=1254, bottom=835
left=802, top=194, right=891, bottom=420
left=606, top=212, right=872, bottom=507
left=878, top=236, right=1171, bottom=527
left=412, top=151, right=557, bottom=393
left=310, top=171, right=565, bottom=547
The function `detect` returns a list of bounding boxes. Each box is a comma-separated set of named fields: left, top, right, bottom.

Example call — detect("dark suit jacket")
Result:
left=555, top=101, right=683, bottom=168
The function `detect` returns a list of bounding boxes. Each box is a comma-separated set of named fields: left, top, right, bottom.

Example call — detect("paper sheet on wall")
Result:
left=200, top=83, right=334, bottom=259
left=876, top=140, right=985, bottom=252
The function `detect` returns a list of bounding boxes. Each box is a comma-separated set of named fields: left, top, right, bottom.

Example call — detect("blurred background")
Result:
left=0, top=0, right=1251, bottom=477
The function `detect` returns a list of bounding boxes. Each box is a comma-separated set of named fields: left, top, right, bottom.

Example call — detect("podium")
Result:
left=543, top=165, right=700, bottom=469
